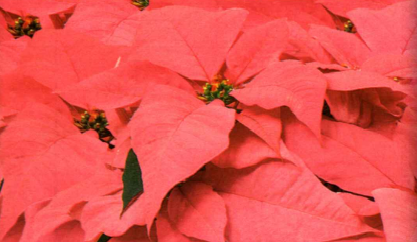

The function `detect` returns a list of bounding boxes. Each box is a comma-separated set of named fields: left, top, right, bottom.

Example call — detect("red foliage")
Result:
left=0, top=1, right=415, bottom=241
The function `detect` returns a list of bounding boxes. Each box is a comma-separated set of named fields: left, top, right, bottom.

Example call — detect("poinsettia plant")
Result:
left=0, top=0, right=416, bottom=241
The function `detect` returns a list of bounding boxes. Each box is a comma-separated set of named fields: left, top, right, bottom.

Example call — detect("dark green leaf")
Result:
left=122, top=149, right=143, bottom=213
left=97, top=234, right=112, bottom=242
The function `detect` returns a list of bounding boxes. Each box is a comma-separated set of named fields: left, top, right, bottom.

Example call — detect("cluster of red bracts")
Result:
left=0, top=0, right=416, bottom=241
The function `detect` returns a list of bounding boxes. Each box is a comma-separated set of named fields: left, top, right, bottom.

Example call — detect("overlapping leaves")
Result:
left=0, top=1, right=415, bottom=242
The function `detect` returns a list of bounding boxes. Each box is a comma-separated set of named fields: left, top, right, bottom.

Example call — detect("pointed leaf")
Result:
left=19, top=200, right=82, bottom=242
left=168, top=182, right=227, bottom=242
left=0, top=103, right=112, bottom=240
left=129, top=85, right=236, bottom=229
left=65, top=0, right=138, bottom=45
left=236, top=105, right=282, bottom=154
left=309, top=26, right=371, bottom=68
left=232, top=62, right=326, bottom=137
left=0, top=103, right=76, bottom=169
left=203, top=152, right=372, bottom=241
left=283, top=112, right=415, bottom=196
left=81, top=196, right=123, bottom=239
left=217, top=0, right=335, bottom=30
left=47, top=170, right=123, bottom=209
left=0, top=72, right=69, bottom=120
left=59, top=61, right=194, bottom=109
left=80, top=192, right=146, bottom=240
left=129, top=6, right=248, bottom=81
left=362, top=52, right=417, bottom=79
left=321, top=120, right=415, bottom=191
left=212, top=122, right=277, bottom=169
left=20, top=29, right=122, bottom=90
left=285, top=21, right=333, bottom=63
left=19, top=170, right=123, bottom=242
left=122, top=149, right=143, bottom=212
left=348, top=1, right=417, bottom=54
left=226, top=20, right=289, bottom=84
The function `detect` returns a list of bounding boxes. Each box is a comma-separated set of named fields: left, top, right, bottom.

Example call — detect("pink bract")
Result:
left=0, top=1, right=415, bottom=241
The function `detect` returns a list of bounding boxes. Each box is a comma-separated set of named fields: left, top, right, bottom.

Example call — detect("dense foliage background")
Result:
left=0, top=0, right=416, bottom=241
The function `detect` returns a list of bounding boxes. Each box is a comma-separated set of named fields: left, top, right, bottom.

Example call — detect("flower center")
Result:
left=7, top=16, right=41, bottom=38
left=131, top=0, right=149, bottom=10
left=74, top=110, right=115, bottom=148
left=198, top=79, right=236, bottom=105
left=343, top=20, right=356, bottom=33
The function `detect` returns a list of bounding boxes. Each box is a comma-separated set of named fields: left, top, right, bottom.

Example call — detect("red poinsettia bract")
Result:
left=0, top=1, right=416, bottom=241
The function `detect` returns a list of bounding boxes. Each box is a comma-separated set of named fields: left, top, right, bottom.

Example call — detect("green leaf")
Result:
left=97, top=234, right=112, bottom=242
left=122, top=149, right=143, bottom=213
